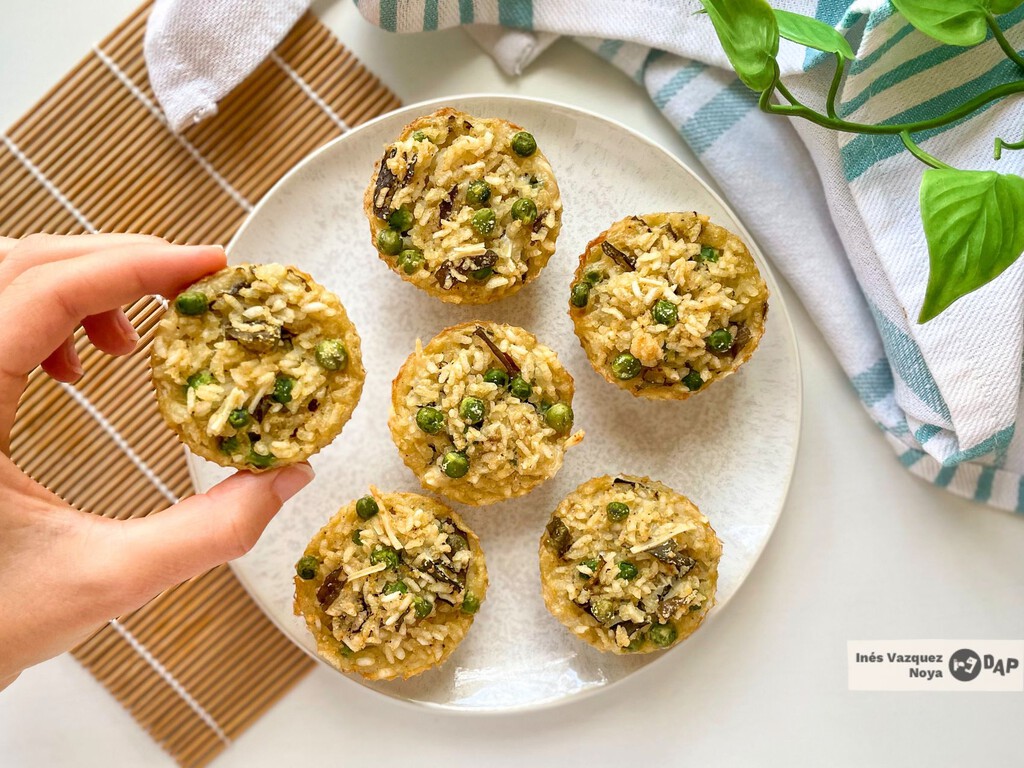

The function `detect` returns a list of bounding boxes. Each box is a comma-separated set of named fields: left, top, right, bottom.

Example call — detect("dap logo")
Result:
left=949, top=648, right=1020, bottom=682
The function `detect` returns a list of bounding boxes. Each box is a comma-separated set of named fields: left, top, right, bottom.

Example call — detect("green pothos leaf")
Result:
left=919, top=169, right=1024, bottom=322
left=699, top=0, right=780, bottom=91
left=890, top=0, right=990, bottom=46
left=774, top=9, right=856, bottom=59
left=990, top=0, right=1024, bottom=14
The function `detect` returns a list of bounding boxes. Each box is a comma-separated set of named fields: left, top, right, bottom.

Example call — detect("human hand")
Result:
left=0, top=234, right=314, bottom=689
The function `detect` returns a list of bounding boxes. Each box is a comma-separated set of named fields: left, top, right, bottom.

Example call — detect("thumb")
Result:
left=111, top=463, right=314, bottom=598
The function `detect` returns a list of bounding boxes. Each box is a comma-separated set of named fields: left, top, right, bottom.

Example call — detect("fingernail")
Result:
left=116, top=312, right=140, bottom=345
left=272, top=463, right=314, bottom=502
left=63, top=343, right=84, bottom=380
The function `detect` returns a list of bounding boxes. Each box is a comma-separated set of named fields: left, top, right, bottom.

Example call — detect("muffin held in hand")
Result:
left=539, top=475, right=721, bottom=654
left=294, top=489, right=488, bottom=680
left=364, top=107, right=562, bottom=304
left=151, top=263, right=364, bottom=470
left=389, top=321, right=583, bottom=506
left=569, top=213, right=768, bottom=399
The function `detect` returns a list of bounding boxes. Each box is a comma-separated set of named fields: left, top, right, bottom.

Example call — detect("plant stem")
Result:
left=826, top=52, right=845, bottom=120
left=762, top=79, right=1024, bottom=135
left=900, top=131, right=953, bottom=170
left=775, top=80, right=800, bottom=106
left=994, top=134, right=1024, bottom=159
left=987, top=12, right=1024, bottom=70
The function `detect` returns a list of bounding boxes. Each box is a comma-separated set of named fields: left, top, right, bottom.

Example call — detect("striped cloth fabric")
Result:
left=355, top=0, right=1024, bottom=513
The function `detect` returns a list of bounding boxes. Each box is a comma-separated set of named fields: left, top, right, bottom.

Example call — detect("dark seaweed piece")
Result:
left=225, top=324, right=282, bottom=352
left=422, top=559, right=465, bottom=590
left=646, top=541, right=696, bottom=572
left=473, top=326, right=521, bottom=376
left=611, top=619, right=650, bottom=639
left=307, top=398, right=319, bottom=412
left=227, top=280, right=250, bottom=296
left=439, top=183, right=459, bottom=221
left=371, top=147, right=400, bottom=219
left=602, top=240, right=636, bottom=271
left=463, top=120, right=473, bottom=131
left=732, top=324, right=751, bottom=352
left=252, top=397, right=273, bottom=423
left=402, top=155, right=418, bottom=185
left=439, top=517, right=471, bottom=550
left=612, top=477, right=637, bottom=488
left=434, top=261, right=458, bottom=290
left=316, top=567, right=346, bottom=608
left=532, top=212, right=548, bottom=233
left=545, top=517, right=572, bottom=558
left=657, top=596, right=689, bottom=621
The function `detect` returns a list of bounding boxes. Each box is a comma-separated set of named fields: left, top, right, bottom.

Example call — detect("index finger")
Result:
left=0, top=241, right=224, bottom=385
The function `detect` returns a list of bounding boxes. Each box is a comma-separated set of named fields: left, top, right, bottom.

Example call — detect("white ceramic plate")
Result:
left=188, top=94, right=801, bottom=712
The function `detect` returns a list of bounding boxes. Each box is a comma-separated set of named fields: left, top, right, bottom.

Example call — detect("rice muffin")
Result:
left=539, top=475, right=721, bottom=654
left=389, top=321, right=583, bottom=506
left=364, top=107, right=561, bottom=304
left=293, top=490, right=488, bottom=680
left=569, top=212, right=768, bottom=399
left=151, top=263, right=365, bottom=470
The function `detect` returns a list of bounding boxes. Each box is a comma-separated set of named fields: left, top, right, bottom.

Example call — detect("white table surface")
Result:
left=2, top=2, right=1022, bottom=766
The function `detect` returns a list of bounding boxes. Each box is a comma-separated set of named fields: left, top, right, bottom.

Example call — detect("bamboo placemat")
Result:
left=0, top=4, right=399, bottom=765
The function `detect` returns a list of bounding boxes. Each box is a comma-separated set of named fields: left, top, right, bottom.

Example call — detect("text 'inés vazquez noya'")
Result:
left=847, top=641, right=1024, bottom=691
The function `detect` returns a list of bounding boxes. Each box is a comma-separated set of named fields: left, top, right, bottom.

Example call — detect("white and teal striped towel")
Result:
left=350, top=0, right=1024, bottom=513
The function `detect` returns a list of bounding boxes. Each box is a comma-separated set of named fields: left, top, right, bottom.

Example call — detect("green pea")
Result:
left=682, top=369, right=704, bottom=392
left=626, top=633, right=648, bottom=652
left=511, top=131, right=537, bottom=157
left=448, top=533, right=468, bottom=553
left=705, top=329, right=734, bottom=353
left=578, top=558, right=600, bottom=578
left=376, top=228, right=403, bottom=255
left=315, top=339, right=348, bottom=371
left=606, top=501, right=629, bottom=522
left=544, top=403, right=573, bottom=434
left=356, top=495, right=379, bottom=520
left=272, top=375, right=295, bottom=404
left=415, top=406, right=445, bottom=435
left=228, top=409, right=250, bottom=429
left=649, top=622, right=678, bottom=647
left=352, top=529, right=363, bottom=545
left=175, top=290, right=209, bottom=316
left=569, top=281, right=591, bottom=308
left=459, top=396, right=486, bottom=425
left=617, top=561, right=638, bottom=580
left=509, top=376, right=532, bottom=400
left=383, top=580, right=408, bottom=595
left=219, top=436, right=240, bottom=455
left=466, top=180, right=491, bottom=206
left=583, top=269, right=604, bottom=285
left=295, top=555, right=318, bottom=580
left=398, top=248, right=424, bottom=275
left=413, top=596, right=433, bottom=618
left=611, top=352, right=641, bottom=380
left=441, top=450, right=470, bottom=479
left=483, top=368, right=509, bottom=387
left=471, top=208, right=496, bottom=236
left=470, top=266, right=493, bottom=281
left=339, top=644, right=355, bottom=658
left=186, top=371, right=215, bottom=389
left=461, top=591, right=480, bottom=614
left=412, top=130, right=428, bottom=142
left=652, top=299, right=678, bottom=326
left=510, top=197, right=537, bottom=223
left=698, top=245, right=720, bottom=263
left=588, top=598, right=615, bottom=623
left=370, top=546, right=400, bottom=569
left=388, top=205, right=414, bottom=232
left=247, top=450, right=275, bottom=468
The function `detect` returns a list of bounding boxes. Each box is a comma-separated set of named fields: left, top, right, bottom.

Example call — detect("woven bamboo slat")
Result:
left=0, top=3, right=400, bottom=765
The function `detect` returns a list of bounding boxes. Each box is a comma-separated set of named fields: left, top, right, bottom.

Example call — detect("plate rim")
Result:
left=187, top=92, right=803, bottom=716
